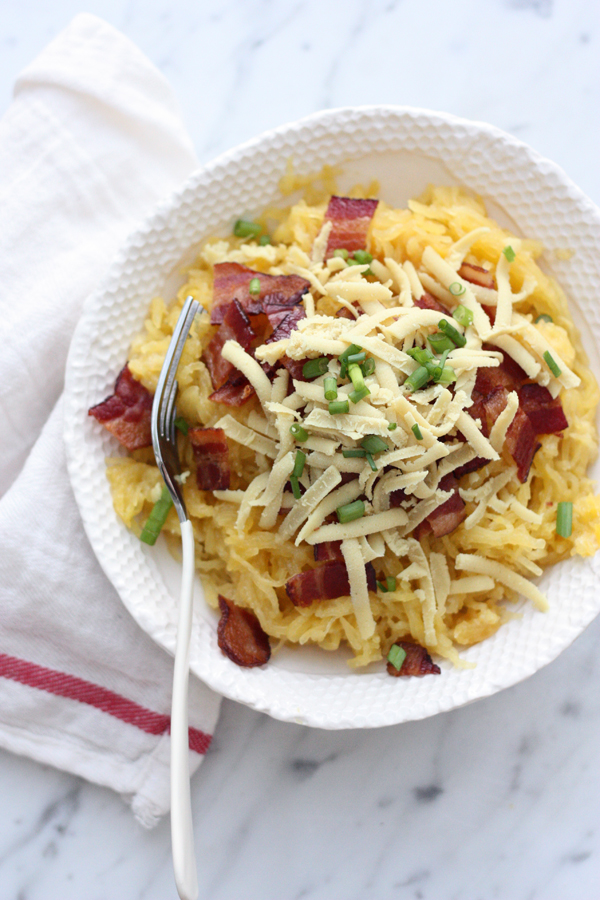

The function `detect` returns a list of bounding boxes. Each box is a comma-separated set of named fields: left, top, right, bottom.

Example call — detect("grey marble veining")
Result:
left=0, top=0, right=599, bottom=898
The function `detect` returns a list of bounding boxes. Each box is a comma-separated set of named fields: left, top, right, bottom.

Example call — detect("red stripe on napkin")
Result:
left=0, top=653, right=211, bottom=754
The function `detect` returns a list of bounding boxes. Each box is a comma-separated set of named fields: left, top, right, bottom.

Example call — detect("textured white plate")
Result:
left=64, top=106, right=600, bottom=729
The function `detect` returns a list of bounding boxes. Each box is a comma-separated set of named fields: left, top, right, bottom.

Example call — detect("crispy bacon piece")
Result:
left=505, top=407, right=541, bottom=483
left=211, top=262, right=309, bottom=324
left=454, top=456, right=488, bottom=479
left=285, top=561, right=376, bottom=608
left=474, top=349, right=528, bottom=396
left=414, top=292, right=450, bottom=316
left=389, top=488, right=407, bottom=508
left=518, top=383, right=568, bottom=434
left=313, top=541, right=344, bottom=562
left=386, top=641, right=441, bottom=677
left=217, top=595, right=271, bottom=667
left=335, top=302, right=360, bottom=320
left=280, top=355, right=310, bottom=381
left=265, top=305, right=306, bottom=343
left=416, top=474, right=467, bottom=539
left=203, top=299, right=256, bottom=390
left=188, top=427, right=230, bottom=490
left=208, top=378, right=255, bottom=407
left=458, top=262, right=495, bottom=290
left=88, top=365, right=153, bottom=451
left=324, top=196, right=378, bottom=258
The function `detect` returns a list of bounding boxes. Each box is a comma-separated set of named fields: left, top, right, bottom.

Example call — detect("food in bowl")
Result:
left=89, top=175, right=600, bottom=674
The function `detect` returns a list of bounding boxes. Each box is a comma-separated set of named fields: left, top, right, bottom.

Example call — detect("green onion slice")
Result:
left=453, top=304, right=474, bottom=327
left=347, top=351, right=367, bottom=364
left=233, top=218, right=262, bottom=238
left=336, top=499, right=365, bottom=524
left=431, top=349, right=450, bottom=382
left=388, top=422, right=397, bottom=431
left=503, top=245, right=516, bottom=262
left=404, top=365, right=430, bottom=392
left=302, top=357, right=329, bottom=379
left=248, top=277, right=261, bottom=295
left=556, top=501, right=573, bottom=537
left=438, top=319, right=466, bottom=347
left=361, top=357, right=376, bottom=377
left=352, top=250, right=373, bottom=265
left=342, top=448, right=367, bottom=458
left=174, top=416, right=189, bottom=435
left=361, top=435, right=388, bottom=454
left=386, top=576, right=397, bottom=592
left=324, top=376, right=338, bottom=401
left=427, top=333, right=455, bottom=354
left=140, top=486, right=173, bottom=546
left=289, top=423, right=308, bottom=441
left=387, top=644, right=407, bottom=671
left=377, top=580, right=387, bottom=592
left=329, top=399, right=350, bottom=415
left=348, top=363, right=365, bottom=392
left=449, top=281, right=466, bottom=296
left=293, top=450, right=306, bottom=478
left=411, top=423, right=423, bottom=440
left=436, top=366, right=457, bottom=386
left=535, top=313, right=553, bottom=324
left=543, top=350, right=562, bottom=377
left=290, top=475, right=302, bottom=500
left=333, top=248, right=349, bottom=260
left=258, top=234, right=271, bottom=246
left=407, top=347, right=434, bottom=365
left=349, top=386, right=371, bottom=404
left=339, top=343, right=363, bottom=363
left=366, top=452, right=377, bottom=472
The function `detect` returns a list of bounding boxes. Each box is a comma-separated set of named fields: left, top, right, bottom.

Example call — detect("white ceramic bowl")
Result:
left=64, top=105, right=600, bottom=729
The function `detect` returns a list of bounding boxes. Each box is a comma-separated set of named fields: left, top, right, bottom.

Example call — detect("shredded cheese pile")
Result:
left=106, top=179, right=600, bottom=668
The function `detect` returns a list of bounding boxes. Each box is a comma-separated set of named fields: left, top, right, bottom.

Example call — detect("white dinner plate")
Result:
left=64, top=105, right=600, bottom=729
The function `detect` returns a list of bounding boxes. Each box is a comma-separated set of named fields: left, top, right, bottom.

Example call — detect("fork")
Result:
left=151, top=294, right=201, bottom=900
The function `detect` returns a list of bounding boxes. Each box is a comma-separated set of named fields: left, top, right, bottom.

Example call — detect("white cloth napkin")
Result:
left=0, top=13, right=222, bottom=827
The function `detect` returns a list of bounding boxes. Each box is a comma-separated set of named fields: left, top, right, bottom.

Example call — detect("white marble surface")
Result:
left=1, top=1, right=600, bottom=898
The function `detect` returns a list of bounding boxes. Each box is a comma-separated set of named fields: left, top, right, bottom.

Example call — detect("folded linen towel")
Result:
left=0, top=13, right=221, bottom=828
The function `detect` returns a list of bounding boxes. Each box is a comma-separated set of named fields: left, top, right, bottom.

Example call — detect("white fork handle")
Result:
left=171, top=519, right=198, bottom=900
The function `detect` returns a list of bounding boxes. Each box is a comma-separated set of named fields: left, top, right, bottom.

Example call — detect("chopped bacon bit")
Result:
left=280, top=355, right=311, bottom=381
left=203, top=299, right=256, bottom=390
left=504, top=407, right=541, bottom=483
left=209, top=378, right=255, bottom=407
left=324, top=196, right=378, bottom=258
left=285, top=561, right=376, bottom=607
left=265, top=305, right=306, bottom=343
left=217, top=595, right=271, bottom=667
left=454, top=456, right=488, bottom=479
left=518, top=383, right=568, bottom=434
left=211, top=262, right=309, bottom=324
left=314, top=541, right=344, bottom=562
left=335, top=302, right=360, bottom=320
left=88, top=365, right=153, bottom=451
left=389, top=488, right=407, bottom=508
left=482, top=304, right=496, bottom=325
left=458, top=262, right=495, bottom=290
left=416, top=474, right=466, bottom=539
left=475, top=348, right=528, bottom=396
left=414, top=292, right=450, bottom=316
left=188, top=427, right=230, bottom=490
left=387, top=641, right=441, bottom=677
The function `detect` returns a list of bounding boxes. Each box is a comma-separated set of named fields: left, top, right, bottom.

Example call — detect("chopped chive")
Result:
left=535, top=313, right=553, bottom=324
left=140, top=486, right=173, bottom=546
left=302, top=357, right=329, bottom=379
left=360, top=435, right=388, bottom=454
left=342, top=448, right=367, bottom=458
left=333, top=248, right=349, bottom=259
left=377, top=580, right=387, bottom=592
left=352, top=250, right=373, bottom=265
left=438, top=319, right=466, bottom=347
left=329, top=399, right=350, bottom=415
left=387, top=644, right=407, bottom=671
left=233, top=218, right=262, bottom=238
left=407, top=347, right=434, bottom=365
left=348, top=363, right=365, bottom=392
left=349, top=386, right=371, bottom=404
left=453, top=304, right=474, bottom=327
left=386, top=576, right=397, bottom=592
left=556, top=501, right=573, bottom=538
left=503, top=245, right=516, bottom=262
left=174, top=416, right=189, bottom=435
left=290, top=475, right=302, bottom=500
left=258, top=234, right=271, bottom=245
left=347, top=351, right=367, bottom=364
left=248, top=277, right=261, bottom=295
left=290, top=423, right=308, bottom=441
left=293, top=450, right=306, bottom=478
left=324, top=376, right=338, bottom=401
left=427, top=333, right=455, bottom=354
left=543, top=350, right=562, bottom=377
left=339, top=343, right=363, bottom=363
left=336, top=499, right=365, bottom=524
left=404, top=365, right=430, bottom=392
left=366, top=452, right=377, bottom=471
left=388, top=423, right=397, bottom=431
left=361, top=357, right=376, bottom=377
left=436, top=366, right=457, bottom=385
left=412, top=423, right=423, bottom=440
left=449, top=281, right=466, bottom=296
